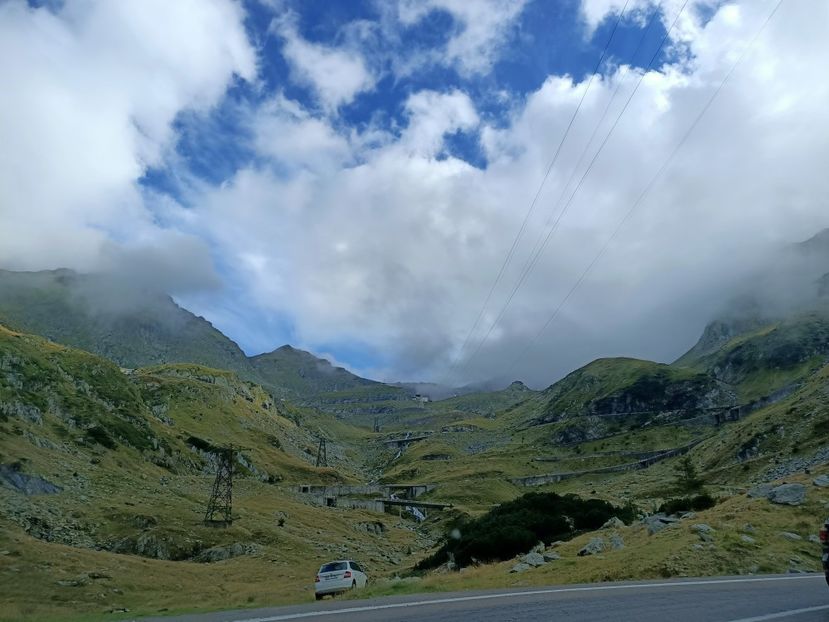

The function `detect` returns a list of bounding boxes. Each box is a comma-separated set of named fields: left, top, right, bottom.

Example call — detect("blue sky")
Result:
left=3, top=0, right=826, bottom=386
left=150, top=0, right=672, bottom=190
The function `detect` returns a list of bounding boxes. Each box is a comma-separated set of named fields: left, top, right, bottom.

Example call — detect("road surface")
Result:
left=137, top=574, right=829, bottom=622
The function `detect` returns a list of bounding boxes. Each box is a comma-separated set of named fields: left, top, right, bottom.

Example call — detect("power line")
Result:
left=506, top=0, right=787, bottom=376
left=446, top=0, right=632, bottom=381
left=522, top=7, right=663, bottom=286
left=455, top=0, right=689, bottom=379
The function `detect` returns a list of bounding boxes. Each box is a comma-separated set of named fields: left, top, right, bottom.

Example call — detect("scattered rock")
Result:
left=578, top=537, right=606, bottom=557
left=809, top=534, right=821, bottom=544
left=610, top=534, right=624, bottom=550
left=742, top=523, right=755, bottom=534
left=131, top=515, right=158, bottom=530
left=692, top=524, right=716, bottom=542
left=680, top=512, right=697, bottom=520
left=542, top=551, right=561, bottom=562
left=510, top=562, right=531, bottom=573
left=354, top=522, right=386, bottom=536
left=601, top=517, right=625, bottom=530
left=740, top=535, right=756, bottom=545
left=768, top=483, right=806, bottom=506
left=814, top=475, right=829, bottom=487
left=0, top=464, right=62, bottom=496
left=531, top=542, right=545, bottom=554
left=779, top=532, right=802, bottom=541
left=522, top=552, right=546, bottom=567
left=56, top=575, right=90, bottom=587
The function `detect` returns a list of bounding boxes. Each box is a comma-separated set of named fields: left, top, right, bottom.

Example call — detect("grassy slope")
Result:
left=0, top=326, right=431, bottom=621
left=352, top=472, right=825, bottom=601
left=538, top=357, right=727, bottom=419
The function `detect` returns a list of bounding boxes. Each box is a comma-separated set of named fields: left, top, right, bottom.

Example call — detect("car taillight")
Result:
left=820, top=527, right=828, bottom=543
left=343, top=571, right=352, bottom=579
left=315, top=575, right=321, bottom=583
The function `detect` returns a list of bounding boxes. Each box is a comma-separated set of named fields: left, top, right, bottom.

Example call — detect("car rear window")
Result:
left=320, top=562, right=348, bottom=573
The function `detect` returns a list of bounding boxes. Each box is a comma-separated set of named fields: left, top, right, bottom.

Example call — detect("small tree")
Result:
left=675, top=456, right=704, bottom=494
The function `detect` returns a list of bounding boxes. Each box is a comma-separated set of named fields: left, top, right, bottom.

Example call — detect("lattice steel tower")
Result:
left=204, top=446, right=236, bottom=526
left=315, top=438, right=328, bottom=467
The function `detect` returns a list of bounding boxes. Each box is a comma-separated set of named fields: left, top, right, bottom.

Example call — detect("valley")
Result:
left=2, top=249, right=829, bottom=621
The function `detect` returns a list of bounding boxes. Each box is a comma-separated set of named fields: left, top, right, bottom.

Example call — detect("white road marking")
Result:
left=725, top=604, right=829, bottom=622
left=232, top=575, right=823, bottom=622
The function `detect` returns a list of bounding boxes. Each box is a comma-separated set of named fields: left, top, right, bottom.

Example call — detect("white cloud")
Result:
left=393, top=0, right=528, bottom=76
left=399, top=90, right=480, bottom=156
left=189, top=0, right=829, bottom=387
left=0, top=0, right=255, bottom=282
left=272, top=14, right=376, bottom=112
left=252, top=94, right=354, bottom=172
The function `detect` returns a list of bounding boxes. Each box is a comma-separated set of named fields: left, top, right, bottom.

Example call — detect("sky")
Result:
left=1, top=0, right=828, bottom=388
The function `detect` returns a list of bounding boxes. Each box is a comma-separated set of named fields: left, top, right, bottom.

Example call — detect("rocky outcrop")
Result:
left=196, top=542, right=262, bottom=563
left=0, top=464, right=61, bottom=495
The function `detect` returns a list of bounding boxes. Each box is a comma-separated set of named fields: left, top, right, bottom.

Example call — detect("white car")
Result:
left=314, top=560, right=368, bottom=600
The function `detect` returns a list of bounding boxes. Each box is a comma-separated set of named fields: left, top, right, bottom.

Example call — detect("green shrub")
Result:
left=658, top=493, right=716, bottom=515
left=416, top=492, right=635, bottom=570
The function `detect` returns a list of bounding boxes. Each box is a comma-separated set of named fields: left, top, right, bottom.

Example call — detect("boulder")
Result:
left=602, top=517, right=625, bottom=530
left=542, top=551, right=561, bottom=562
left=522, top=552, right=546, bottom=567
left=691, top=524, right=716, bottom=542
left=769, top=484, right=806, bottom=506
left=578, top=537, right=606, bottom=557
left=740, top=535, right=756, bottom=545
left=644, top=515, right=675, bottom=535
left=510, top=562, right=531, bottom=573
left=779, top=532, right=802, bottom=541
left=814, top=475, right=829, bottom=488
left=747, top=483, right=774, bottom=499
left=610, top=534, right=624, bottom=550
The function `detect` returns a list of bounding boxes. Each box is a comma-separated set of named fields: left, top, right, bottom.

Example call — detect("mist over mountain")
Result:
left=0, top=268, right=256, bottom=377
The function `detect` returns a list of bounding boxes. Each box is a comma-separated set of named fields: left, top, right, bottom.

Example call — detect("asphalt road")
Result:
left=136, top=574, right=829, bottom=622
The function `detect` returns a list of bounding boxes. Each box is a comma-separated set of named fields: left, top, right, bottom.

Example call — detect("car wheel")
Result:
left=352, top=580, right=357, bottom=589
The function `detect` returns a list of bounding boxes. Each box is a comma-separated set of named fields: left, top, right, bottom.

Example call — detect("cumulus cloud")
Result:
left=0, top=0, right=255, bottom=286
left=187, top=0, right=829, bottom=387
left=272, top=14, right=376, bottom=112
left=393, top=0, right=528, bottom=76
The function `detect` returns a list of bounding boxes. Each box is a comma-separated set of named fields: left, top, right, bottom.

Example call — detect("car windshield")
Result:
left=320, top=562, right=348, bottom=573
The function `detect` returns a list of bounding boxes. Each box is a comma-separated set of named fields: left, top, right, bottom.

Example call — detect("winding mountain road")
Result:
left=137, top=574, right=829, bottom=622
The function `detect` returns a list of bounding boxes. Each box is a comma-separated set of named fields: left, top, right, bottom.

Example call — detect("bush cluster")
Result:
left=416, top=492, right=635, bottom=570
left=658, top=493, right=716, bottom=515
